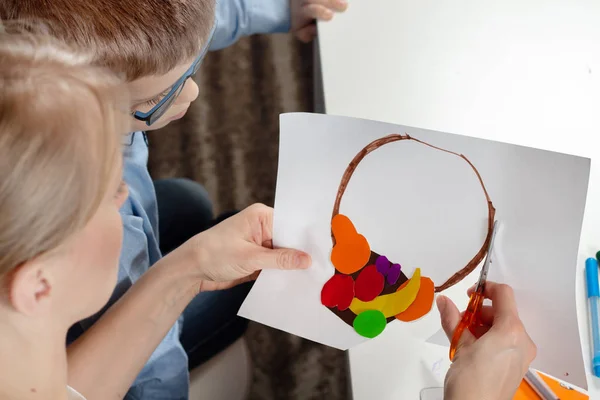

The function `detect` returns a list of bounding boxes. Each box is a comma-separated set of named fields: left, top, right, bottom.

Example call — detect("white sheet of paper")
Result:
left=426, top=329, right=450, bottom=348
left=238, top=113, right=590, bottom=387
left=420, top=388, right=444, bottom=400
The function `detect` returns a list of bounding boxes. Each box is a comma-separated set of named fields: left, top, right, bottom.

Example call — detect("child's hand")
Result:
left=290, top=0, right=348, bottom=43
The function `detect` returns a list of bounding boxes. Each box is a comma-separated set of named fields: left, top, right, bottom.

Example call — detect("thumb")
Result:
left=437, top=295, right=462, bottom=340
left=437, top=295, right=476, bottom=352
left=256, top=248, right=312, bottom=271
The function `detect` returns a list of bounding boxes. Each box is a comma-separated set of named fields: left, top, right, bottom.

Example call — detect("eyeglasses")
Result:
left=132, top=23, right=216, bottom=126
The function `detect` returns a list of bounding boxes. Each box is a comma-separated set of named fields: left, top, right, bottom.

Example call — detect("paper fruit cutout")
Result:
left=395, top=277, right=435, bottom=322
left=350, top=268, right=421, bottom=318
left=321, top=134, right=496, bottom=339
left=354, top=265, right=384, bottom=301
left=322, top=216, right=434, bottom=337
left=321, top=274, right=354, bottom=311
left=376, top=256, right=401, bottom=285
left=353, top=309, right=387, bottom=338
left=330, top=214, right=370, bottom=274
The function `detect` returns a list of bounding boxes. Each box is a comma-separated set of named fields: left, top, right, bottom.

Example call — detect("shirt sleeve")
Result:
left=210, top=0, right=291, bottom=51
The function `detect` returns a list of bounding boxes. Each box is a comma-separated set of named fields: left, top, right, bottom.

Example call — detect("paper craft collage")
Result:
left=321, top=133, right=495, bottom=339
left=239, top=113, right=590, bottom=389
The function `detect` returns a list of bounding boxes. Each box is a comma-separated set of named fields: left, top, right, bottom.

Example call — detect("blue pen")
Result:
left=586, top=257, right=600, bottom=377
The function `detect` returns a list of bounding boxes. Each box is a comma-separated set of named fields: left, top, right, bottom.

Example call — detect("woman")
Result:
left=0, top=27, right=312, bottom=399
left=0, top=30, right=129, bottom=399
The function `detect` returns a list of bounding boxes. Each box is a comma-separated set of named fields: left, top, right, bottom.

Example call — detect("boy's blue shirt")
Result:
left=212, top=0, right=291, bottom=50
left=74, top=0, right=291, bottom=395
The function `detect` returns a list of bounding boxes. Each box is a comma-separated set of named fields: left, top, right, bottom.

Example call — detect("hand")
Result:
left=437, top=282, right=537, bottom=400
left=290, top=0, right=348, bottom=43
left=186, top=203, right=311, bottom=291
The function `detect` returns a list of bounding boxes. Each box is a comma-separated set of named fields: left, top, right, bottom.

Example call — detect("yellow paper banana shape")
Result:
left=349, top=268, right=421, bottom=318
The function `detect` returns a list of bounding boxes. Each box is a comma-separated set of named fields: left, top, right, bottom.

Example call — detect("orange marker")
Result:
left=449, top=220, right=498, bottom=360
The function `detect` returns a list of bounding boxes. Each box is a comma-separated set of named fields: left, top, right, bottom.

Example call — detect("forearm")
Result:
left=66, top=249, right=199, bottom=400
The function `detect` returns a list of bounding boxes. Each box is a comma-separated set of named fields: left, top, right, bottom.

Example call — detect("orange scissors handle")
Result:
left=449, top=291, right=486, bottom=360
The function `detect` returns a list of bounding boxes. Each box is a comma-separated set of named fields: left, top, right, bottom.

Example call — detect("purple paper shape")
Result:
left=375, top=256, right=391, bottom=276
left=387, top=263, right=401, bottom=285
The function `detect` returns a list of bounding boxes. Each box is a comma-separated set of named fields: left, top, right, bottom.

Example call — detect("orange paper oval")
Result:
left=395, top=277, right=435, bottom=322
left=331, top=238, right=371, bottom=275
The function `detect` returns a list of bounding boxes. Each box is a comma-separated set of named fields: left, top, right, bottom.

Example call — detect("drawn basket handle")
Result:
left=330, top=134, right=496, bottom=293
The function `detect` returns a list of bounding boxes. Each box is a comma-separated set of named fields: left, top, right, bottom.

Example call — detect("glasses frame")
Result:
left=132, top=23, right=217, bottom=126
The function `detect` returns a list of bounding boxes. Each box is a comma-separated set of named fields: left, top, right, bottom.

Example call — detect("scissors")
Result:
left=449, top=220, right=499, bottom=361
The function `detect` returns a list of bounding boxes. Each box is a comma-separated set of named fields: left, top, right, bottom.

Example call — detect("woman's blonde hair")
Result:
left=0, top=29, right=129, bottom=276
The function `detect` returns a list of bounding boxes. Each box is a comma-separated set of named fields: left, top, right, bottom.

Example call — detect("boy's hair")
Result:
left=0, top=0, right=216, bottom=81
left=0, top=30, right=129, bottom=276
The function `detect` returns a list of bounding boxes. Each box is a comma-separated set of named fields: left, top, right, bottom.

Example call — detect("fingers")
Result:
left=237, top=204, right=312, bottom=271
left=470, top=321, right=492, bottom=339
left=436, top=295, right=462, bottom=340
left=467, top=282, right=536, bottom=364
left=295, top=24, right=317, bottom=43
left=438, top=295, right=477, bottom=352
left=455, top=306, right=493, bottom=338
left=307, top=0, right=348, bottom=12
left=292, top=0, right=347, bottom=42
left=254, top=247, right=312, bottom=271
left=302, top=4, right=335, bottom=21
left=276, top=249, right=311, bottom=270
left=477, top=305, right=495, bottom=326
left=467, top=282, right=518, bottom=318
left=243, top=203, right=275, bottom=246
left=458, top=305, right=494, bottom=324
left=484, top=282, right=519, bottom=318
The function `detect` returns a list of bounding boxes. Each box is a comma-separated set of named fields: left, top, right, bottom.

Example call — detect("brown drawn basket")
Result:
left=327, top=134, right=496, bottom=327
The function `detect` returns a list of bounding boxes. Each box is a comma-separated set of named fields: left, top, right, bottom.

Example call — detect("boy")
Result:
left=0, top=0, right=344, bottom=398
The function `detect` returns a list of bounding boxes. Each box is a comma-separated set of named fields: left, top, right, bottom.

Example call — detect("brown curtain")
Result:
left=147, top=33, right=348, bottom=399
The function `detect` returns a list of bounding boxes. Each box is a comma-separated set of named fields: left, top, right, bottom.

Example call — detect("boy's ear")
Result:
left=8, top=260, right=53, bottom=317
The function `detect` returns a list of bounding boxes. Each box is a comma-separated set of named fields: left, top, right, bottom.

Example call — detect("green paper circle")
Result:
left=353, top=309, right=386, bottom=338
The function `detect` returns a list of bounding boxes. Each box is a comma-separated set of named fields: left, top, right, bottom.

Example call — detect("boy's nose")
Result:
left=177, top=79, right=199, bottom=104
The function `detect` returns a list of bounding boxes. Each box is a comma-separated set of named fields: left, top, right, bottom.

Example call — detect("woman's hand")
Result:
left=184, top=203, right=311, bottom=292
left=437, top=282, right=537, bottom=400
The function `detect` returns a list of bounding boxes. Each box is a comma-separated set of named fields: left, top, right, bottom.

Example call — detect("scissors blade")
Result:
left=475, top=220, right=498, bottom=291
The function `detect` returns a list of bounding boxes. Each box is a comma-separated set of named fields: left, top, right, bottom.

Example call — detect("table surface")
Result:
left=317, top=0, right=600, bottom=398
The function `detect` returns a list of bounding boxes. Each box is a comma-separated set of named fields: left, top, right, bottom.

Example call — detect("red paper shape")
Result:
left=321, top=274, right=355, bottom=311
left=354, top=265, right=385, bottom=302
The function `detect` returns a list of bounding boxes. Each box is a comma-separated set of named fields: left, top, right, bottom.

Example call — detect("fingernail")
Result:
left=295, top=253, right=310, bottom=268
left=436, top=296, right=446, bottom=314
